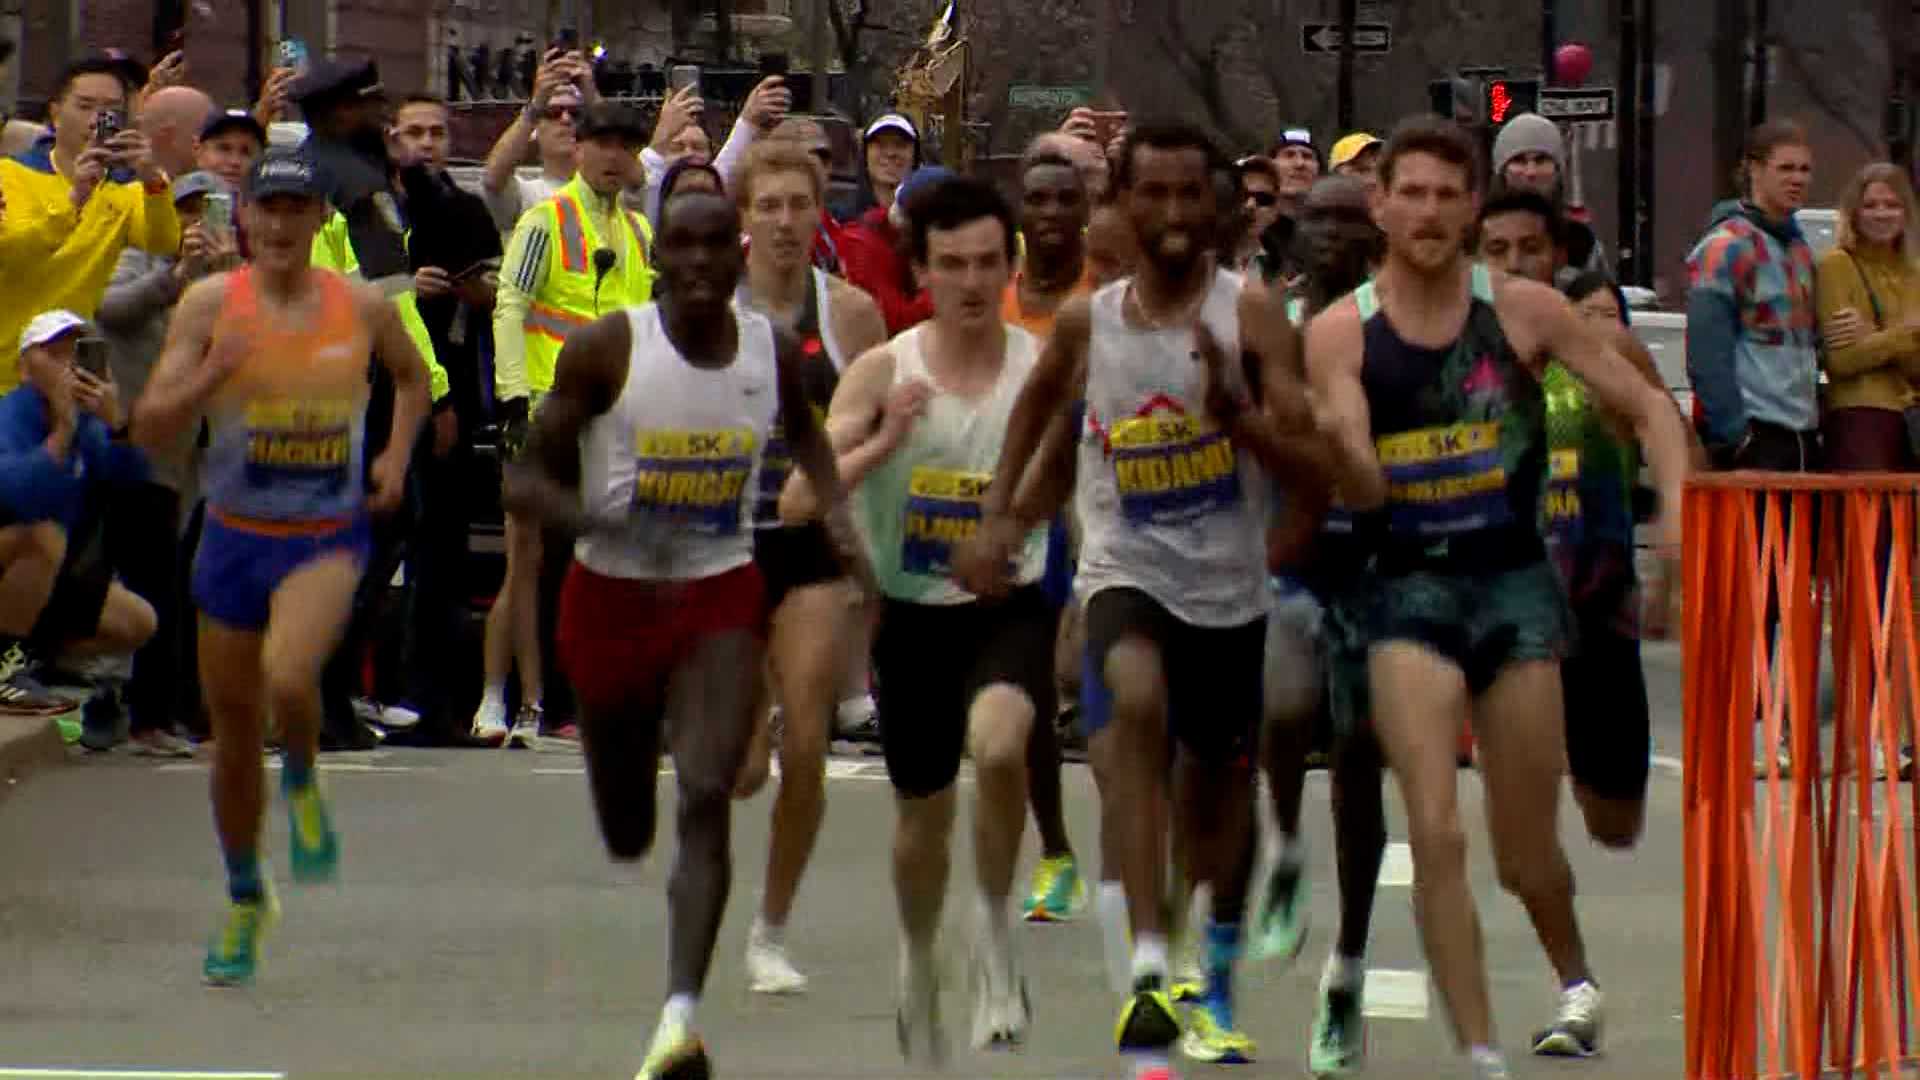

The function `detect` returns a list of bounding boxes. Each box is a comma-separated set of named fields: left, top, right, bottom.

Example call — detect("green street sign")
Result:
left=1008, top=84, right=1092, bottom=112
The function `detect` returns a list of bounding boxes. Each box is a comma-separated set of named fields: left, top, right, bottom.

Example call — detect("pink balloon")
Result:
left=1555, top=42, right=1595, bottom=86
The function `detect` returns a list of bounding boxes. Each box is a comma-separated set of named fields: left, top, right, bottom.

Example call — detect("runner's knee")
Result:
left=894, top=788, right=957, bottom=851
left=1492, top=823, right=1571, bottom=899
left=1406, top=814, right=1469, bottom=885
left=966, top=684, right=1034, bottom=774
left=1103, top=637, right=1165, bottom=718
left=1576, top=789, right=1645, bottom=850
left=0, top=521, right=65, bottom=565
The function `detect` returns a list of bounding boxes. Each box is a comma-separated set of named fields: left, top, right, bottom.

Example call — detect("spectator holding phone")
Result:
left=480, top=46, right=596, bottom=236
left=638, top=73, right=789, bottom=226
left=0, top=310, right=156, bottom=716
left=0, top=54, right=183, bottom=393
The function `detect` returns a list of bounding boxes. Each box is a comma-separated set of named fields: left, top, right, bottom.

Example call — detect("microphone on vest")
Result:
left=592, top=248, right=616, bottom=313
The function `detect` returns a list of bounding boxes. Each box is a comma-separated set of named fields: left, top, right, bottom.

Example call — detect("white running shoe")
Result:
left=745, top=919, right=808, bottom=995
left=506, top=704, right=542, bottom=750
left=968, top=936, right=1030, bottom=1050
left=835, top=694, right=879, bottom=739
left=470, top=697, right=509, bottom=746
left=1531, top=979, right=1604, bottom=1058
left=895, top=944, right=947, bottom=1065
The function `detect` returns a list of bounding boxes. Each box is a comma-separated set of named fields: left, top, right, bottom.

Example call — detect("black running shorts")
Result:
left=1081, top=586, right=1266, bottom=764
left=872, top=585, right=1058, bottom=798
left=753, top=524, right=843, bottom=612
left=1561, top=618, right=1651, bottom=801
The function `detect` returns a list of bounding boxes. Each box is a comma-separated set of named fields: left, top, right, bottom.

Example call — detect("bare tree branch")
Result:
left=1775, top=41, right=1882, bottom=154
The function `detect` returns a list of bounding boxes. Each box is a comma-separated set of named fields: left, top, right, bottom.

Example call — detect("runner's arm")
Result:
left=501, top=312, right=629, bottom=533
left=776, top=330, right=878, bottom=592
left=1232, top=283, right=1336, bottom=493
left=827, top=277, right=889, bottom=361
left=1525, top=283, right=1691, bottom=550
left=979, top=295, right=1091, bottom=525
left=1007, top=408, right=1078, bottom=527
left=1302, top=299, right=1386, bottom=510
left=778, top=343, right=897, bottom=522
left=129, top=275, right=227, bottom=452
left=363, top=285, right=433, bottom=460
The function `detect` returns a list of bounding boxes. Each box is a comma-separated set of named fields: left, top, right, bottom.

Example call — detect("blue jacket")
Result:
left=0, top=384, right=149, bottom=528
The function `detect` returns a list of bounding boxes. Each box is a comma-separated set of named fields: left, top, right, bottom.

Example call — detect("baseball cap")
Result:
left=171, top=170, right=231, bottom=203
left=1274, top=127, right=1315, bottom=153
left=864, top=113, right=919, bottom=144
left=575, top=101, right=649, bottom=142
left=1329, top=132, right=1382, bottom=170
left=246, top=147, right=326, bottom=200
left=894, top=164, right=956, bottom=210
left=292, top=56, right=384, bottom=108
left=19, top=310, right=90, bottom=356
left=201, top=108, right=268, bottom=145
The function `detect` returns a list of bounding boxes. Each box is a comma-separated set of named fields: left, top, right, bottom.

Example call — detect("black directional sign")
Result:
left=1300, top=23, right=1393, bottom=55
left=1538, top=87, right=1618, bottom=122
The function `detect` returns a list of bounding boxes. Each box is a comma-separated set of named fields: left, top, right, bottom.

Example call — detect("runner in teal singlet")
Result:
left=1304, top=118, right=1691, bottom=1080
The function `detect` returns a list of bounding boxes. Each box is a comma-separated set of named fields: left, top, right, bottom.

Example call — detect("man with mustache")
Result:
left=501, top=188, right=863, bottom=1080
left=964, top=122, right=1332, bottom=1080
left=1302, top=117, right=1691, bottom=1079
left=725, top=141, right=885, bottom=997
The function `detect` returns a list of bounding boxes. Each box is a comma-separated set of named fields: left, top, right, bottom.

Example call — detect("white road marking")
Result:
left=153, top=762, right=416, bottom=775
left=1652, top=753, right=1683, bottom=776
left=1376, top=841, right=1414, bottom=888
left=1361, top=968, right=1430, bottom=1020
left=0, top=1060, right=288, bottom=1068
left=0, top=1070, right=286, bottom=1079
left=534, top=760, right=894, bottom=781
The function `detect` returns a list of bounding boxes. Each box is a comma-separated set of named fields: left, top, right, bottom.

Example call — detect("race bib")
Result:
left=753, top=404, right=827, bottom=525
left=631, top=428, right=756, bottom=536
left=1377, top=421, right=1513, bottom=536
left=902, top=466, right=991, bottom=577
left=1544, top=448, right=1583, bottom=547
left=243, top=398, right=352, bottom=493
left=1110, top=415, right=1242, bottom=527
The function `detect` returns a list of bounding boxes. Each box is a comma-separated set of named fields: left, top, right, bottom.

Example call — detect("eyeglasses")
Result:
left=1245, top=191, right=1279, bottom=208
left=546, top=106, right=578, bottom=122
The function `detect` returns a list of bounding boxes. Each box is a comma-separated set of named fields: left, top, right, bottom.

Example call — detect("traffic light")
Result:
left=1483, top=78, right=1540, bottom=127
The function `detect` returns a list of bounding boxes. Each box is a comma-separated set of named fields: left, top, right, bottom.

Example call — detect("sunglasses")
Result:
left=546, top=106, right=579, bottom=122
left=1245, top=191, right=1279, bottom=208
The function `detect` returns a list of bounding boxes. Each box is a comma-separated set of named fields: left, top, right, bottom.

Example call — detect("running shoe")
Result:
left=745, top=919, right=808, bottom=995
left=836, top=694, right=880, bottom=742
left=1308, top=982, right=1365, bottom=1076
left=506, top=703, right=543, bottom=749
left=1471, top=1048, right=1514, bottom=1079
left=0, top=663, right=69, bottom=718
left=1115, top=974, right=1182, bottom=1053
left=1254, top=851, right=1309, bottom=964
left=1169, top=937, right=1205, bottom=1004
left=895, top=945, right=948, bottom=1064
left=202, top=878, right=279, bottom=987
left=470, top=697, right=509, bottom=746
left=968, top=936, right=1030, bottom=1050
left=635, top=1015, right=710, bottom=1080
left=129, top=728, right=196, bottom=758
left=1531, top=979, right=1603, bottom=1057
left=1024, top=852, right=1087, bottom=922
left=285, top=777, right=339, bottom=884
left=1179, top=994, right=1255, bottom=1064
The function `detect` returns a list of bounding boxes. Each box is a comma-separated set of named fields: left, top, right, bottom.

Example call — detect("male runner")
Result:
left=1253, top=175, right=1391, bottom=1077
left=502, top=188, right=861, bottom=1080
left=131, top=147, right=430, bottom=985
left=726, top=140, right=886, bottom=996
left=965, top=123, right=1332, bottom=1080
left=1303, top=118, right=1689, bottom=1078
left=1004, top=144, right=1093, bottom=925
left=784, top=176, right=1054, bottom=1058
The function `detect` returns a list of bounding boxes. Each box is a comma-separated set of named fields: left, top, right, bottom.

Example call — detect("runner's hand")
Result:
left=954, top=514, right=1020, bottom=599
left=367, top=446, right=409, bottom=514
left=732, top=713, right=774, bottom=800
left=875, top=377, right=932, bottom=453
left=432, top=408, right=459, bottom=458
left=1194, top=322, right=1250, bottom=427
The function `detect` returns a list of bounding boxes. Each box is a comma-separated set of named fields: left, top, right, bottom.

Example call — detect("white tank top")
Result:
left=574, top=302, right=780, bottom=581
left=1074, top=269, right=1270, bottom=627
left=854, top=322, right=1050, bottom=606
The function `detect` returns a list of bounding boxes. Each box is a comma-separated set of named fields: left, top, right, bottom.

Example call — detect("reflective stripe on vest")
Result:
left=522, top=190, right=655, bottom=394
left=526, top=301, right=592, bottom=343
left=554, top=196, right=590, bottom=273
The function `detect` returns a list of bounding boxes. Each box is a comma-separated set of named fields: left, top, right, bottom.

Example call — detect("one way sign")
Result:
left=1538, top=87, right=1617, bottom=122
left=1301, top=23, right=1392, bottom=55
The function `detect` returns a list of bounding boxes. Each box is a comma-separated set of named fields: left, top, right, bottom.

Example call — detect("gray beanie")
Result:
left=1492, top=113, right=1565, bottom=174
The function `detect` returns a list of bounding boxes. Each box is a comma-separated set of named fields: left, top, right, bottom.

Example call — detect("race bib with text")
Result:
left=244, top=398, right=352, bottom=493
left=902, top=466, right=991, bottom=577
left=1110, top=415, right=1242, bottom=527
left=631, top=428, right=756, bottom=536
left=1377, top=421, right=1513, bottom=537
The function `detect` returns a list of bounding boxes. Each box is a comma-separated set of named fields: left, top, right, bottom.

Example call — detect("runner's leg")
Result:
left=760, top=581, right=852, bottom=928
left=265, top=552, right=362, bottom=883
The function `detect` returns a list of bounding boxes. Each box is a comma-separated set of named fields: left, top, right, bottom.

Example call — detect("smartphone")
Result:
left=74, top=337, right=110, bottom=379
left=759, top=52, right=789, bottom=78
left=276, top=38, right=309, bottom=73
left=552, top=26, right=578, bottom=53
left=202, top=192, right=233, bottom=240
left=669, top=64, right=701, bottom=96
left=92, top=109, right=124, bottom=145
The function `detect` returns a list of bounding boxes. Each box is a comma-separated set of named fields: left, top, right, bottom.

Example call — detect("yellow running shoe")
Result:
left=1179, top=995, right=1256, bottom=1064
left=1115, top=975, right=1182, bottom=1052
left=202, top=875, right=279, bottom=987
left=636, top=1015, right=710, bottom=1080
left=1024, top=853, right=1088, bottom=922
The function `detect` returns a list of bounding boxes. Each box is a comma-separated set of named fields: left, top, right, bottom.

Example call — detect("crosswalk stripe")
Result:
left=0, top=1070, right=286, bottom=1079
left=1361, top=968, right=1431, bottom=1020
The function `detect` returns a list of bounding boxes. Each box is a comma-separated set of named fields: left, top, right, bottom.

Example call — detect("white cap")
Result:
left=267, top=121, right=309, bottom=149
left=19, top=310, right=88, bottom=356
left=864, top=113, right=918, bottom=143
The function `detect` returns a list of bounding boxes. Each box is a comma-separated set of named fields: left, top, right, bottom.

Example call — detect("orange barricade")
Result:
left=1684, top=471, right=1920, bottom=1080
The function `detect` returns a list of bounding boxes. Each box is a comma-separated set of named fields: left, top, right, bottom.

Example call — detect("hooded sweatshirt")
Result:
left=1684, top=199, right=1820, bottom=448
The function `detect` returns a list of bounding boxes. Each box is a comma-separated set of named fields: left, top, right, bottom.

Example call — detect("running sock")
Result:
left=1322, top=951, right=1366, bottom=993
left=1469, top=1045, right=1508, bottom=1070
left=1131, top=934, right=1169, bottom=984
left=224, top=848, right=263, bottom=903
left=1097, top=881, right=1132, bottom=995
left=977, top=891, right=1012, bottom=961
left=662, top=992, right=697, bottom=1032
left=480, top=679, right=506, bottom=713
left=751, top=913, right=784, bottom=944
left=1203, top=920, right=1240, bottom=1007
left=281, top=750, right=314, bottom=793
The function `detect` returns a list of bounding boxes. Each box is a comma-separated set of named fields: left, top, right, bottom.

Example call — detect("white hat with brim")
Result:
left=864, top=113, right=918, bottom=143
left=19, top=310, right=89, bottom=356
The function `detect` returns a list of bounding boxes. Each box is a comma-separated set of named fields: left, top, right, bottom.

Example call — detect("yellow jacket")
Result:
left=312, top=211, right=451, bottom=403
left=1816, top=244, right=1920, bottom=413
left=493, top=174, right=653, bottom=401
left=0, top=137, right=181, bottom=390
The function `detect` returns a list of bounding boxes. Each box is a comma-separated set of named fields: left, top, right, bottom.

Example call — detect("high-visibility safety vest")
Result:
left=312, top=211, right=451, bottom=403
left=522, top=180, right=655, bottom=396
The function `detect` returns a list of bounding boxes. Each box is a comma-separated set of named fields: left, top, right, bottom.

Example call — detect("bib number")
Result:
left=243, top=398, right=351, bottom=494
left=902, top=466, right=990, bottom=577
left=1377, top=421, right=1513, bottom=537
left=631, top=429, right=756, bottom=536
left=1110, top=416, right=1243, bottom=527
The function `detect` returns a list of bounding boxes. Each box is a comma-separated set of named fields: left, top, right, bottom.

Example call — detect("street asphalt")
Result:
left=0, top=645, right=1691, bottom=1079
